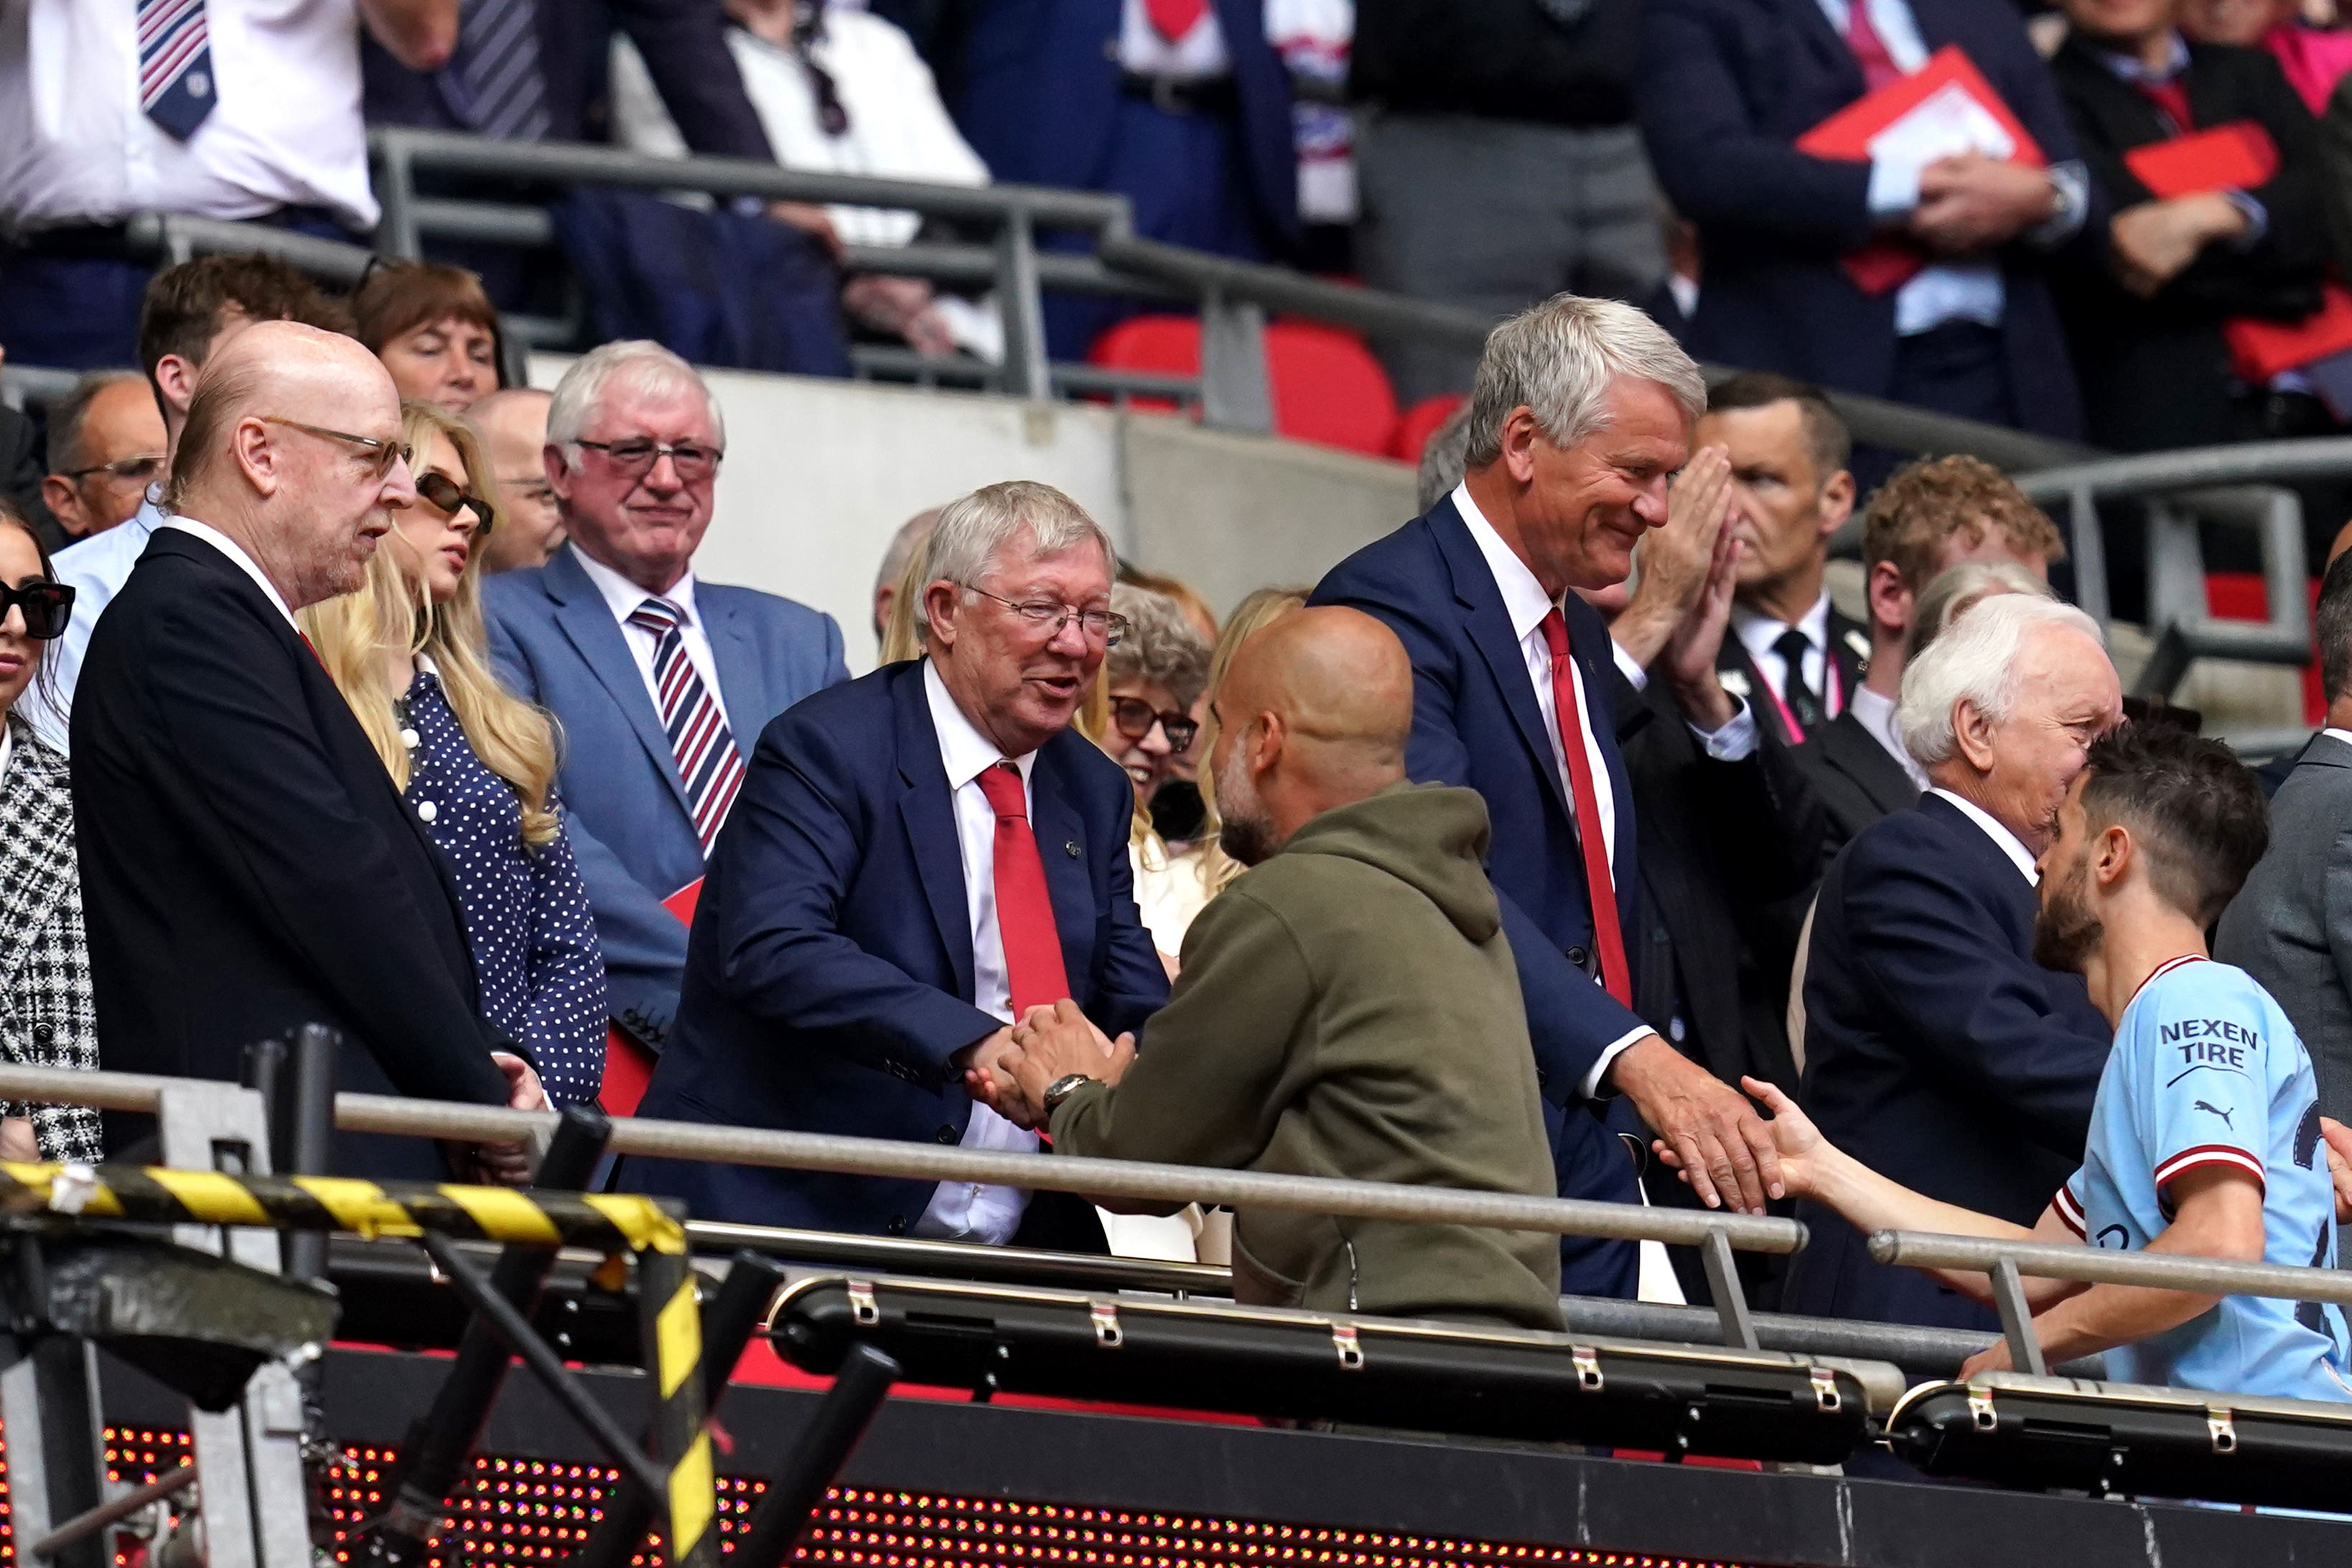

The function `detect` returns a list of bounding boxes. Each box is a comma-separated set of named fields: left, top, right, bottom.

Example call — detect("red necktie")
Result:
left=1844, top=0, right=1905, bottom=92
left=1145, top=0, right=1208, bottom=42
left=1539, top=610, right=1633, bottom=1008
left=2134, top=76, right=2195, bottom=136
left=976, top=762, right=1072, bottom=1017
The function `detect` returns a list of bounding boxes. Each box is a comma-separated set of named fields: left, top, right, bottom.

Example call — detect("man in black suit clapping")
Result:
left=70, top=322, right=542, bottom=1180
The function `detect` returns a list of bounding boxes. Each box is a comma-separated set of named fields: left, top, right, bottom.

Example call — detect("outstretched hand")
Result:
left=2322, top=1116, right=2352, bottom=1225
left=1653, top=1075, right=1826, bottom=1205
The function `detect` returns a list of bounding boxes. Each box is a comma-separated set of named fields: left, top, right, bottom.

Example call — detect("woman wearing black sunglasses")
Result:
left=299, top=401, right=607, bottom=1121
left=0, top=498, right=103, bottom=1164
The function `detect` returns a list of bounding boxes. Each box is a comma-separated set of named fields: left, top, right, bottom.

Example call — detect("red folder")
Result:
left=598, top=877, right=703, bottom=1119
left=1796, top=46, right=2048, bottom=295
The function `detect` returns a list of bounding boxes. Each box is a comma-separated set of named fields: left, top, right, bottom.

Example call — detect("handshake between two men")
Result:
left=963, top=999, right=1134, bottom=1132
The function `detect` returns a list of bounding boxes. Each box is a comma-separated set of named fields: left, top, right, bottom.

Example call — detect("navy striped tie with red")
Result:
left=627, top=597, right=745, bottom=854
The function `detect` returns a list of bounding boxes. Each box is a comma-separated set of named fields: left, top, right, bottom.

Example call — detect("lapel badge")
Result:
left=1065, top=841, right=1082, bottom=858
left=1719, top=668, right=1750, bottom=700
left=1844, top=627, right=1872, bottom=663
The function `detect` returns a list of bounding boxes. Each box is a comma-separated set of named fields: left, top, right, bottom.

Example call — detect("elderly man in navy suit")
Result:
left=629, top=481, right=1169, bottom=1242
left=1791, top=593, right=2120, bottom=1330
left=1312, top=294, right=1788, bottom=1298
left=483, top=340, right=848, bottom=1059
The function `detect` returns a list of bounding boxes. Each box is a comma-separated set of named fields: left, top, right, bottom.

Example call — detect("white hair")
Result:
left=544, top=340, right=724, bottom=451
left=1898, top=593, right=2106, bottom=768
left=922, top=480, right=1115, bottom=592
left=1462, top=294, right=1707, bottom=469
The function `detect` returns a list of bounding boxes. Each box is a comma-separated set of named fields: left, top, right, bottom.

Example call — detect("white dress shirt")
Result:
left=1850, top=683, right=1930, bottom=790
left=158, top=517, right=298, bottom=628
left=2325, top=727, right=2352, bottom=750
left=1731, top=588, right=1842, bottom=724
left=1929, top=786, right=2039, bottom=883
left=1119, top=0, right=1231, bottom=78
left=17, top=491, right=164, bottom=752
left=569, top=545, right=736, bottom=736
left=915, top=658, right=1042, bottom=1244
left=0, top=0, right=377, bottom=230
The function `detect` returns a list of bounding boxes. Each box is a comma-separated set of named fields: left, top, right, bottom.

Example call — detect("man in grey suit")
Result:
left=2216, top=551, right=2352, bottom=1126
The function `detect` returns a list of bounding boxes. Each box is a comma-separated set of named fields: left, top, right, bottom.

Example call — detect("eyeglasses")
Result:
left=0, top=580, right=75, bottom=640
left=261, top=417, right=413, bottom=479
left=1109, top=696, right=1197, bottom=752
left=62, top=453, right=164, bottom=487
left=963, top=586, right=1127, bottom=645
left=574, top=439, right=723, bottom=482
left=415, top=470, right=497, bottom=536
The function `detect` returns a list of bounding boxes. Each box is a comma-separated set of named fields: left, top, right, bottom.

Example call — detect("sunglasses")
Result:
left=1109, top=696, right=1197, bottom=753
left=261, top=417, right=413, bottom=480
left=415, top=470, right=496, bottom=536
left=1, top=579, right=75, bottom=640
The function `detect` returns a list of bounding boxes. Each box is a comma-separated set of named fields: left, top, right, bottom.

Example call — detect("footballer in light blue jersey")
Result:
left=2054, top=954, right=2352, bottom=1401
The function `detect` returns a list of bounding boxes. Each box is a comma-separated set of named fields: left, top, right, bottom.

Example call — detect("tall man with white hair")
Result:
left=484, top=340, right=849, bottom=1061
left=1788, top=592, right=2122, bottom=1332
left=1312, top=292, right=1785, bottom=1297
left=628, top=481, right=1169, bottom=1243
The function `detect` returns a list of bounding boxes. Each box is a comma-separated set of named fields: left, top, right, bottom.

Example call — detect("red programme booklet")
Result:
left=597, top=877, right=703, bottom=1118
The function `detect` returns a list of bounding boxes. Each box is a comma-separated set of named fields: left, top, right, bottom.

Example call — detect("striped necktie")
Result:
left=627, top=597, right=745, bottom=854
left=137, top=0, right=218, bottom=141
left=456, top=0, right=551, bottom=141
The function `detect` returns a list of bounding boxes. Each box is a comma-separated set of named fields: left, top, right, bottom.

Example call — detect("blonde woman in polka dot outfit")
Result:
left=299, top=401, right=607, bottom=1106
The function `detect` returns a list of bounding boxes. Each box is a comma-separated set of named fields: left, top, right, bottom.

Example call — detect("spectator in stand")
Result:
left=301, top=399, right=607, bottom=1106
left=627, top=480, right=1169, bottom=1244
left=0, top=345, right=45, bottom=538
left=1083, top=582, right=1213, bottom=965
left=947, top=0, right=1299, bottom=359
left=72, top=322, right=541, bottom=1181
left=1638, top=0, right=2098, bottom=440
left=2182, top=0, right=2352, bottom=113
left=874, top=507, right=944, bottom=648
left=39, top=373, right=168, bottom=550
left=353, top=262, right=502, bottom=415
left=2048, top=0, right=2333, bottom=452
left=468, top=388, right=566, bottom=574
left=1116, top=564, right=1219, bottom=835
left=0, top=498, right=103, bottom=1163
left=1797, top=454, right=2066, bottom=864
left=1312, top=294, right=1784, bottom=1299
left=1792, top=594, right=2121, bottom=1331
left=483, top=341, right=848, bottom=1062
left=1350, top=0, right=1666, bottom=403
left=0, top=1, right=449, bottom=370
left=27, top=255, right=352, bottom=750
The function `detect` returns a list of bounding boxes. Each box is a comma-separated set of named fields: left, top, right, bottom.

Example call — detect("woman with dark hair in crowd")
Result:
left=299, top=402, right=607, bottom=1107
left=0, top=498, right=103, bottom=1162
left=353, top=261, right=503, bottom=414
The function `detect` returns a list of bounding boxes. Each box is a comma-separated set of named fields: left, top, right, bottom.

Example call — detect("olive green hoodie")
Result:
left=1052, top=780, right=1563, bottom=1330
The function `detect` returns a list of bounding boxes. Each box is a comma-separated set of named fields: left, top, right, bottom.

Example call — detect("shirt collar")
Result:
left=1929, top=786, right=2040, bottom=884
left=570, top=542, right=700, bottom=627
left=1452, top=481, right=1557, bottom=643
left=2095, top=30, right=2190, bottom=85
left=1730, top=588, right=1832, bottom=670
left=923, top=657, right=1037, bottom=789
left=159, top=516, right=298, bottom=630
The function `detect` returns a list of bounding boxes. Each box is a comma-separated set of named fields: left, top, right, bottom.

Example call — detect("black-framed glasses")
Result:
left=62, top=452, right=164, bottom=487
left=0, top=580, right=75, bottom=640
left=574, top=438, right=723, bottom=482
left=964, top=586, right=1127, bottom=645
left=415, top=470, right=496, bottom=536
left=1109, top=696, right=1197, bottom=752
left=261, top=416, right=412, bottom=479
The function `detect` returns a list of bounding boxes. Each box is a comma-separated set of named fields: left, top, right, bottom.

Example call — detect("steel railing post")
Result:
left=994, top=208, right=1050, bottom=401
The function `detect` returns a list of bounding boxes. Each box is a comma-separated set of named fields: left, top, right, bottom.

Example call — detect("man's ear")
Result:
left=920, top=579, right=960, bottom=650
left=1867, top=560, right=1912, bottom=640
left=152, top=355, right=199, bottom=420
left=1819, top=469, right=1857, bottom=537
left=1250, top=711, right=1285, bottom=778
left=39, top=475, right=82, bottom=536
left=232, top=417, right=281, bottom=497
left=1499, top=406, right=1542, bottom=485
left=1950, top=698, right=1998, bottom=773
left=541, top=442, right=571, bottom=500
left=2093, top=823, right=2134, bottom=889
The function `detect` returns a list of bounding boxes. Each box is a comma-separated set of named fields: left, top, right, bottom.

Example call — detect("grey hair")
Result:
left=1905, top=560, right=2056, bottom=666
left=545, top=340, right=724, bottom=451
left=1107, top=583, right=1211, bottom=710
left=921, top=480, right=1116, bottom=592
left=1462, top=294, right=1706, bottom=469
left=45, top=369, right=149, bottom=474
left=1898, top=592, right=2106, bottom=768
left=1415, top=398, right=1475, bottom=512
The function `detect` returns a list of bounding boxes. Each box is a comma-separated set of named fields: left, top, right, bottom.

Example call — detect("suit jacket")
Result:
left=1636, top=0, right=2096, bottom=439
left=363, top=0, right=774, bottom=159
left=951, top=0, right=1300, bottom=250
left=2215, top=732, right=2352, bottom=1126
left=1795, top=708, right=1923, bottom=870
left=627, top=661, right=1170, bottom=1232
left=2048, top=38, right=2330, bottom=452
left=1788, top=791, right=2110, bottom=1329
left=482, top=546, right=848, bottom=1053
left=70, top=531, right=509, bottom=1177
left=1718, top=605, right=1872, bottom=749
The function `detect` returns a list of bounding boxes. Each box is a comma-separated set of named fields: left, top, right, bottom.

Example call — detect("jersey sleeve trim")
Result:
left=2152, top=1144, right=2266, bottom=1193
left=2052, top=1181, right=2087, bottom=1238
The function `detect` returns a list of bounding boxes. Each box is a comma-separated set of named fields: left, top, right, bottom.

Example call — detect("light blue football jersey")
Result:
left=2053, top=956, right=2352, bottom=1401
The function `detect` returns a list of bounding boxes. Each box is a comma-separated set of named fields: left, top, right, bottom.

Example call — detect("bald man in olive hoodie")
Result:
left=972, top=607, right=1562, bottom=1330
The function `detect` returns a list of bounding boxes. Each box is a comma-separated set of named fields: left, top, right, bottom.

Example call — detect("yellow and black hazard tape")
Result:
left=644, top=1244, right=715, bottom=1566
left=0, top=1162, right=687, bottom=1255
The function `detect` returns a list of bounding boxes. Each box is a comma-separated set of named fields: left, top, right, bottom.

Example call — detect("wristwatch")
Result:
left=1040, top=1073, right=1097, bottom=1114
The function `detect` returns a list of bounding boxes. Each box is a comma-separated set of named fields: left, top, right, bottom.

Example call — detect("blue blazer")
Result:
left=1788, top=792, right=2111, bottom=1329
left=1636, top=0, right=2096, bottom=439
left=627, top=661, right=1171, bottom=1231
left=482, top=547, right=848, bottom=1050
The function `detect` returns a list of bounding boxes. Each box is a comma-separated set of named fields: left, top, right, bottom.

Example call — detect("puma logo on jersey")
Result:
left=2195, top=1099, right=2236, bottom=1129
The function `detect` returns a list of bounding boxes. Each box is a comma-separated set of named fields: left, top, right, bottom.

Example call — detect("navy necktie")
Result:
left=455, top=0, right=551, bottom=141
left=137, top=0, right=218, bottom=141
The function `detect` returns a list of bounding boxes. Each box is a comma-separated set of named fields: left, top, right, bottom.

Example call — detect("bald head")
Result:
left=1212, top=607, right=1414, bottom=863
left=469, top=387, right=564, bottom=573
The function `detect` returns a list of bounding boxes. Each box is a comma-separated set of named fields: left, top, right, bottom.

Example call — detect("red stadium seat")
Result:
left=1087, top=314, right=1403, bottom=457
left=1392, top=393, right=1467, bottom=464
left=2204, top=571, right=2325, bottom=723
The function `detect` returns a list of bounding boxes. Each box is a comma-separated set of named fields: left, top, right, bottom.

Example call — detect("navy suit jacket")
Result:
left=482, top=547, right=847, bottom=1050
left=628, top=661, right=1170, bottom=1231
left=1637, top=0, right=2096, bottom=439
left=1788, top=792, right=2111, bottom=1329
left=951, top=0, right=1300, bottom=248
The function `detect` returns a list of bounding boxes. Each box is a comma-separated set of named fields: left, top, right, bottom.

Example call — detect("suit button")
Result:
left=1566, top=945, right=1590, bottom=970
left=886, top=1216, right=908, bottom=1236
left=935, top=1125, right=957, bottom=1144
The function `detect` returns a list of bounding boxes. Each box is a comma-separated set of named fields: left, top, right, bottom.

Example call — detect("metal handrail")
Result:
left=1872, top=1229, right=2352, bottom=1305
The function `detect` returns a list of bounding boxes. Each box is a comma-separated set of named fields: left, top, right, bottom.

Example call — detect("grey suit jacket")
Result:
left=2215, top=731, right=2352, bottom=1126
